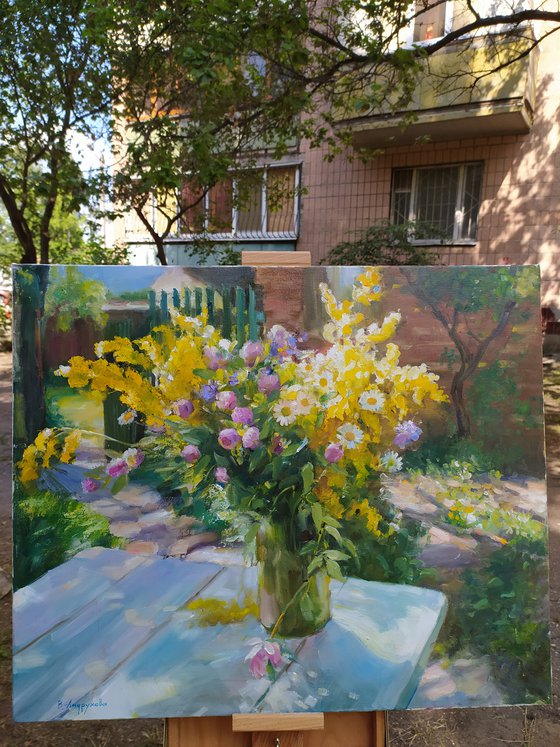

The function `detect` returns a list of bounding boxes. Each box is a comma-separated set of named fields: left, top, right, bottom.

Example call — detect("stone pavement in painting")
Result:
left=383, top=472, right=547, bottom=570
left=53, top=449, right=218, bottom=559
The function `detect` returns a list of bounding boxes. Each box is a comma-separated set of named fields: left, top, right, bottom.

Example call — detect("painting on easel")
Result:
left=12, top=264, right=550, bottom=721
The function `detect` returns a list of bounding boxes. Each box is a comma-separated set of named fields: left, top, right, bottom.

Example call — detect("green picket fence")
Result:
left=102, top=319, right=145, bottom=448
left=147, top=285, right=264, bottom=345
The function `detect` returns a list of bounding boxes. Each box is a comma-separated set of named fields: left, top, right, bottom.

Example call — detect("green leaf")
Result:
left=301, top=462, right=314, bottom=494
left=322, top=514, right=341, bottom=528
left=300, top=590, right=314, bottom=621
left=325, top=558, right=345, bottom=583
left=213, top=452, right=230, bottom=468
left=324, top=524, right=343, bottom=544
left=325, top=550, right=350, bottom=561
left=110, top=474, right=127, bottom=495
left=192, top=368, right=215, bottom=380
left=249, top=447, right=267, bottom=473
left=307, top=556, right=324, bottom=575
left=342, top=537, right=358, bottom=557
left=311, top=503, right=323, bottom=532
left=244, top=522, right=259, bottom=547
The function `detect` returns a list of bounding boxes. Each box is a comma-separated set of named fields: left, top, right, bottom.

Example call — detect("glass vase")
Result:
left=257, top=520, right=331, bottom=638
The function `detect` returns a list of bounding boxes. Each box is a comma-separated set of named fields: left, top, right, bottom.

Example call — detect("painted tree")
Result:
left=402, top=265, right=540, bottom=439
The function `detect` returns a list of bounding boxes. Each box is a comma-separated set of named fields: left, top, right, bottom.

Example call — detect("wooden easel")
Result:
left=166, top=251, right=387, bottom=747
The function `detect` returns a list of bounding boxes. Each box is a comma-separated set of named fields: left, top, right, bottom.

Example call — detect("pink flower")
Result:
left=258, top=372, right=280, bottom=394
left=242, top=426, right=261, bottom=450
left=81, top=477, right=99, bottom=493
left=218, top=428, right=242, bottom=450
left=123, top=448, right=144, bottom=469
left=325, top=443, right=344, bottom=463
left=215, top=467, right=229, bottom=484
left=107, top=458, right=129, bottom=478
left=176, top=399, right=194, bottom=419
left=216, top=390, right=238, bottom=411
left=232, top=407, right=253, bottom=425
left=181, top=444, right=201, bottom=463
left=246, top=639, right=284, bottom=679
left=241, top=341, right=264, bottom=367
left=271, top=435, right=285, bottom=455
left=204, top=346, right=228, bottom=371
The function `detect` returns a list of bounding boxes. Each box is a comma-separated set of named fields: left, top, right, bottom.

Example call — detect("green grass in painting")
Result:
left=46, top=385, right=104, bottom=432
left=13, top=482, right=122, bottom=590
left=434, top=532, right=549, bottom=704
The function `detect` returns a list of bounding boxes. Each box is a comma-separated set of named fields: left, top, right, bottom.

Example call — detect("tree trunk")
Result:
left=0, top=175, right=37, bottom=263
left=13, top=266, right=49, bottom=444
left=450, top=371, right=471, bottom=439
left=154, top=235, right=168, bottom=265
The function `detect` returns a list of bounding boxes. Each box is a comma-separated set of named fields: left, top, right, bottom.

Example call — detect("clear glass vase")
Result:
left=257, top=520, right=331, bottom=638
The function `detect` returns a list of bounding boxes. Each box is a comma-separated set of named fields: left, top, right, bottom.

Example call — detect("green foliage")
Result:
left=323, top=220, right=442, bottom=266
left=1, top=0, right=551, bottom=264
left=44, top=266, right=108, bottom=331
left=13, top=482, right=121, bottom=590
left=440, top=534, right=550, bottom=704
left=469, top=359, right=541, bottom=432
left=0, top=0, right=117, bottom=262
left=343, top=514, right=430, bottom=585
left=411, top=265, right=540, bottom=317
left=404, top=436, right=512, bottom=474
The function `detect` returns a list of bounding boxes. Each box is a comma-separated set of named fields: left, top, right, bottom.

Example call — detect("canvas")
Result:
left=12, top=263, right=550, bottom=721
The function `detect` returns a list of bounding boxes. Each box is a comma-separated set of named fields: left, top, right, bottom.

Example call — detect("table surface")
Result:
left=13, top=547, right=447, bottom=722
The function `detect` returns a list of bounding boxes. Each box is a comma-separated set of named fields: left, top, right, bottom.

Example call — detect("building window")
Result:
left=180, top=165, right=299, bottom=240
left=413, top=0, right=447, bottom=41
left=391, top=163, right=484, bottom=241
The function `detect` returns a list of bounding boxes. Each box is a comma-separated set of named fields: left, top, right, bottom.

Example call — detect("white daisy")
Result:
left=337, top=423, right=364, bottom=449
left=381, top=451, right=403, bottom=473
left=55, top=365, right=70, bottom=377
left=312, top=369, right=334, bottom=393
left=359, top=388, right=386, bottom=412
left=273, top=400, right=298, bottom=426
left=118, top=409, right=136, bottom=426
left=94, top=341, right=105, bottom=358
left=295, top=390, right=317, bottom=415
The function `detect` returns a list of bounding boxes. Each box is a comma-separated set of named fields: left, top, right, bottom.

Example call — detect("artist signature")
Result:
left=57, top=698, right=108, bottom=715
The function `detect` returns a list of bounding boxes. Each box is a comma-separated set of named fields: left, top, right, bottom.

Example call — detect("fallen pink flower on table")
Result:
left=245, top=639, right=284, bottom=679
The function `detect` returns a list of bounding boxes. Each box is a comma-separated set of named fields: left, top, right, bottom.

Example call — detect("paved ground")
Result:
left=1, top=349, right=559, bottom=745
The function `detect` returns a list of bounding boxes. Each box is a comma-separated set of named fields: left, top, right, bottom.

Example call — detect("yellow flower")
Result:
left=65, top=356, right=92, bottom=388
left=353, top=268, right=383, bottom=305
left=18, top=444, right=40, bottom=484
left=346, top=499, right=383, bottom=536
left=34, top=428, right=53, bottom=452
left=60, top=430, right=81, bottom=464
left=42, top=437, right=59, bottom=468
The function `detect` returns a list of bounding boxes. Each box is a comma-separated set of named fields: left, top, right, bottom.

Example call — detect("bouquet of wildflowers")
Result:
left=19, top=268, right=445, bottom=583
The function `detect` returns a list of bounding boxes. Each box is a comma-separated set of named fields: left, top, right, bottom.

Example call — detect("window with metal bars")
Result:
left=391, top=163, right=484, bottom=241
left=180, top=166, right=300, bottom=240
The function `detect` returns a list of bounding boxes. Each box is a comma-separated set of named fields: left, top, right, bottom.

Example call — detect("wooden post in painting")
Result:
left=166, top=251, right=386, bottom=747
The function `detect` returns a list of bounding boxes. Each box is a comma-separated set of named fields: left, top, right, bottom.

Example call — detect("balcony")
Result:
left=336, top=32, right=538, bottom=148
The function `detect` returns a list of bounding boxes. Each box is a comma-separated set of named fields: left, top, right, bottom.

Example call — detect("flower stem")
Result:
left=269, top=579, right=310, bottom=640
left=58, top=426, right=132, bottom=448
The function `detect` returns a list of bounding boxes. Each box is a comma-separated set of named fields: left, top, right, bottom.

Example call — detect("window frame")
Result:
left=391, top=161, right=484, bottom=244
left=396, top=0, right=454, bottom=48
left=178, top=164, right=301, bottom=242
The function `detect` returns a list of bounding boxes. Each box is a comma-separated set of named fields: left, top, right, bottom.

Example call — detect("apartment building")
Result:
left=121, top=2, right=560, bottom=312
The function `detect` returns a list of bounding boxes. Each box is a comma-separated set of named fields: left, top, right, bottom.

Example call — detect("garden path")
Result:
left=52, top=449, right=218, bottom=558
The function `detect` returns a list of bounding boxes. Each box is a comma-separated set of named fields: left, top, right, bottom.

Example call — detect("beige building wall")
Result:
left=298, top=33, right=560, bottom=309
